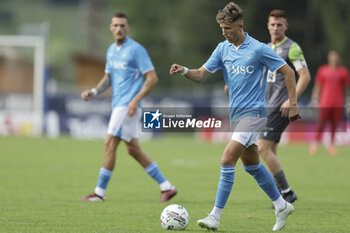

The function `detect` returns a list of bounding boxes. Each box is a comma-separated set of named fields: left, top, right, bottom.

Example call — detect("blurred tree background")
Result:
left=1, top=0, right=349, bottom=97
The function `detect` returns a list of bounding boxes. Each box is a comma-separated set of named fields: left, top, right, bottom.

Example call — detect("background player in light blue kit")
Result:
left=79, top=12, right=177, bottom=202
left=170, top=2, right=300, bottom=231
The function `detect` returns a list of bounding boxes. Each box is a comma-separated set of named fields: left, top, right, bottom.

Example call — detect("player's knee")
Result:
left=104, top=139, right=112, bottom=152
left=258, top=144, right=269, bottom=158
left=257, top=146, right=266, bottom=156
left=221, top=147, right=239, bottom=165
left=126, top=145, right=140, bottom=157
left=220, top=155, right=234, bottom=165
left=104, top=138, right=117, bottom=153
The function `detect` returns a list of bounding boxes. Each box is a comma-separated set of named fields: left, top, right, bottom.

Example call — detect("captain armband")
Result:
left=293, top=60, right=307, bottom=71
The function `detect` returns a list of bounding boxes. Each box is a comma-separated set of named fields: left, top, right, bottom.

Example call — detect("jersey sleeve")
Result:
left=203, top=44, right=222, bottom=73
left=260, top=44, right=286, bottom=72
left=134, top=45, right=155, bottom=74
left=288, top=42, right=308, bottom=71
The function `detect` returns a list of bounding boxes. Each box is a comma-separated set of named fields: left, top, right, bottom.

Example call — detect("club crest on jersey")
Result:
left=276, top=48, right=283, bottom=55
left=245, top=54, right=252, bottom=61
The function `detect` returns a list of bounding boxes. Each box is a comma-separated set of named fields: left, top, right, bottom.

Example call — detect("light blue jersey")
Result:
left=105, top=37, right=154, bottom=109
left=204, top=33, right=286, bottom=121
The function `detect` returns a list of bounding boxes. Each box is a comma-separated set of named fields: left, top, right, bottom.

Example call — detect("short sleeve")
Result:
left=260, top=44, right=286, bottom=72
left=203, top=44, right=222, bottom=73
left=288, top=42, right=308, bottom=71
left=134, top=45, right=154, bottom=74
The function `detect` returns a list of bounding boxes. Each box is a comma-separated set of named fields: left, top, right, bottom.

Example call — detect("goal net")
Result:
left=0, top=35, right=46, bottom=136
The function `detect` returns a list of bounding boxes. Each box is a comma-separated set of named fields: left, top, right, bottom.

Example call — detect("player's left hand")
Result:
left=288, top=104, right=302, bottom=122
left=128, top=99, right=139, bottom=116
left=280, top=99, right=290, bottom=118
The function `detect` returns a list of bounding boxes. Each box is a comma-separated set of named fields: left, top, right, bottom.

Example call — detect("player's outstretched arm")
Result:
left=127, top=69, right=158, bottom=116
left=169, top=64, right=210, bottom=83
left=81, top=73, right=110, bottom=101
left=278, top=64, right=301, bottom=121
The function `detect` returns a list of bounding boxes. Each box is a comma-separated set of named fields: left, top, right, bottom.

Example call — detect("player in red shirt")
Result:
left=310, top=50, right=349, bottom=155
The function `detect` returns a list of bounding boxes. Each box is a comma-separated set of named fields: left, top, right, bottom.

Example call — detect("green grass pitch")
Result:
left=1, top=134, right=350, bottom=233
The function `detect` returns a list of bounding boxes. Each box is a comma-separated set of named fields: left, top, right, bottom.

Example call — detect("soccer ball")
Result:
left=160, top=204, right=189, bottom=230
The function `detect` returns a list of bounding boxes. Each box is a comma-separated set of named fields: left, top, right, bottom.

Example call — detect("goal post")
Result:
left=0, top=35, right=47, bottom=136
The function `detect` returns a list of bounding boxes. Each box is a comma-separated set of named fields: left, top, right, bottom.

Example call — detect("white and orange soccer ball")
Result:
left=160, top=204, right=189, bottom=230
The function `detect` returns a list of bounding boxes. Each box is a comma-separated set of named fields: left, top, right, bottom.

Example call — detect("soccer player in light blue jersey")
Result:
left=79, top=12, right=177, bottom=202
left=170, top=2, right=300, bottom=231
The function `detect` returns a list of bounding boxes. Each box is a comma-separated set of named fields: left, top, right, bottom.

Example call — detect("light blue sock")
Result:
left=244, top=162, right=280, bottom=201
left=97, top=168, right=112, bottom=189
left=145, top=162, right=166, bottom=184
left=214, top=165, right=235, bottom=208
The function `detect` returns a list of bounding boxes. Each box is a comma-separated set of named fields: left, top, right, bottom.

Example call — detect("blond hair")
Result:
left=216, top=2, right=243, bottom=24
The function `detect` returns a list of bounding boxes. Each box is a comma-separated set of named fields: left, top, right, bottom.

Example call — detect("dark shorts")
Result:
left=259, top=110, right=290, bottom=143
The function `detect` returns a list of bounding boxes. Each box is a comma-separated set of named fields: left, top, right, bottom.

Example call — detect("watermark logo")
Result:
left=143, top=109, right=162, bottom=129
left=142, top=108, right=223, bottom=131
left=141, top=107, right=348, bottom=133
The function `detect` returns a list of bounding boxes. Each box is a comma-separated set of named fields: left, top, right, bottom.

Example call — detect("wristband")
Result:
left=181, top=67, right=189, bottom=76
left=91, top=88, right=98, bottom=96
